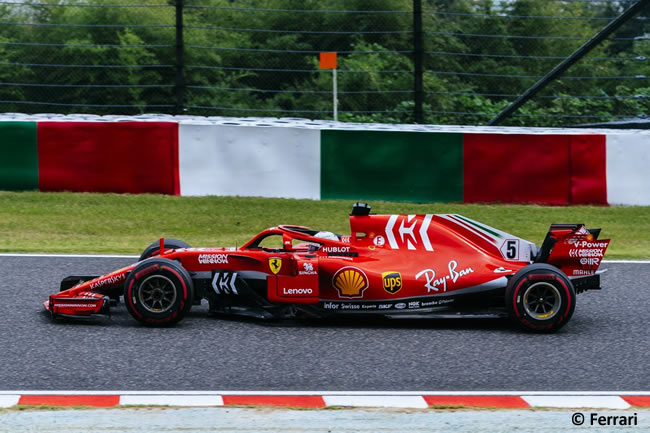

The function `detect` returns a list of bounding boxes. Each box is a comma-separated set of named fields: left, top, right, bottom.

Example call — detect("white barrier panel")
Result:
left=179, top=124, right=320, bottom=199
left=606, top=133, right=650, bottom=206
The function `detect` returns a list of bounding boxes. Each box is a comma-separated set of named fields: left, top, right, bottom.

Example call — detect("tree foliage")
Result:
left=0, top=0, right=647, bottom=126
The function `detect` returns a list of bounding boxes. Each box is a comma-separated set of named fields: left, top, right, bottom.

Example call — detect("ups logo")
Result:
left=382, top=271, right=402, bottom=294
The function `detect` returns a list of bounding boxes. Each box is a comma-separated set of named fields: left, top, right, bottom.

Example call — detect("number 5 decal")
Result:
left=500, top=239, right=520, bottom=260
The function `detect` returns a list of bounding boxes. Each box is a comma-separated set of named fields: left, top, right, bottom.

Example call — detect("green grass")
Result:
left=0, top=191, right=648, bottom=259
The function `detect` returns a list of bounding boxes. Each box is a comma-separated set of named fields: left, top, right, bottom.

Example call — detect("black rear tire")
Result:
left=124, top=258, right=194, bottom=326
left=505, top=263, right=576, bottom=333
left=139, top=239, right=191, bottom=261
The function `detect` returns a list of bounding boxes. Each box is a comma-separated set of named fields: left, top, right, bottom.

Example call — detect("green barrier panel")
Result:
left=321, top=130, right=463, bottom=202
left=0, top=121, right=38, bottom=190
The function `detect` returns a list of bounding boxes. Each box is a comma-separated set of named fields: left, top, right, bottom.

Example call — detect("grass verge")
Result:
left=0, top=191, right=647, bottom=259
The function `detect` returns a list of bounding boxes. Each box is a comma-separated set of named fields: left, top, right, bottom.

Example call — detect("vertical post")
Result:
left=319, top=52, right=338, bottom=121
left=175, top=0, right=185, bottom=114
left=333, top=68, right=338, bottom=121
left=413, top=0, right=424, bottom=123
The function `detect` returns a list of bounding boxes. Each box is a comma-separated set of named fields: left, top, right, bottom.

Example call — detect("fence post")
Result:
left=413, top=0, right=424, bottom=124
left=488, top=0, right=650, bottom=126
left=175, top=0, right=185, bottom=114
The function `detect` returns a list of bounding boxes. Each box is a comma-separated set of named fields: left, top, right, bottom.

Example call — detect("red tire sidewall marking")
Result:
left=554, top=277, right=572, bottom=320
left=512, top=278, right=528, bottom=318
left=135, top=264, right=160, bottom=280
left=161, top=265, right=188, bottom=310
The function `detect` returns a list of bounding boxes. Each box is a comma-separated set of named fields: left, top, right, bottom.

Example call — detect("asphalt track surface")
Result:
left=0, top=256, right=647, bottom=392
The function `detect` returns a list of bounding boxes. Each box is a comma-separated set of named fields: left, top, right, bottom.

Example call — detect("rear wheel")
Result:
left=505, top=263, right=575, bottom=332
left=139, top=239, right=191, bottom=262
left=124, top=258, right=194, bottom=326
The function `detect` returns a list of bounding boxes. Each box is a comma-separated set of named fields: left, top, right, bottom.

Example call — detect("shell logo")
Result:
left=333, top=267, right=369, bottom=298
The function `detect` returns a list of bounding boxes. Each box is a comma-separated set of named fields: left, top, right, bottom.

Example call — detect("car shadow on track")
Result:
left=210, top=312, right=518, bottom=333
left=39, top=303, right=526, bottom=333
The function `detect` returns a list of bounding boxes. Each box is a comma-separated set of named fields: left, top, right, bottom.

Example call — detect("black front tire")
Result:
left=124, top=258, right=194, bottom=326
left=505, top=263, right=576, bottom=333
left=139, top=239, right=191, bottom=262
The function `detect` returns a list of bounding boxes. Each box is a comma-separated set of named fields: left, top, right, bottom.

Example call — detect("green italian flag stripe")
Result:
left=0, top=121, right=38, bottom=190
left=454, top=214, right=503, bottom=239
left=320, top=130, right=463, bottom=202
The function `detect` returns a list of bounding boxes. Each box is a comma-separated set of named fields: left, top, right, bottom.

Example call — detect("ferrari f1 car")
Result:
left=44, top=203, right=610, bottom=332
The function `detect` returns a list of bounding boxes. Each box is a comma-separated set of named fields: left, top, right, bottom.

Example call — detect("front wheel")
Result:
left=139, top=239, right=191, bottom=262
left=124, top=258, right=194, bottom=326
left=505, top=263, right=576, bottom=333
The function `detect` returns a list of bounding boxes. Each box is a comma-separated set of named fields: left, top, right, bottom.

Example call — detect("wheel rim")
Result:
left=523, top=282, right=561, bottom=320
left=138, top=274, right=177, bottom=314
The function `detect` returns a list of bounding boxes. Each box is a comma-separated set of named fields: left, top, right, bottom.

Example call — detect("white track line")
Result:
left=603, top=260, right=650, bottom=264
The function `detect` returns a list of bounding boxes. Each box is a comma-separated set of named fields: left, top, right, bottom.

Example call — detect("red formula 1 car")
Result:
left=44, top=203, right=610, bottom=332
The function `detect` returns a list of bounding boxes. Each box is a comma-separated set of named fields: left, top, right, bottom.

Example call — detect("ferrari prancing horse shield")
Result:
left=269, top=257, right=282, bottom=274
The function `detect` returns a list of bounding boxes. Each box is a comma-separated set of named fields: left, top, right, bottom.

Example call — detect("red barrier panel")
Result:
left=463, top=133, right=607, bottom=205
left=569, top=134, right=607, bottom=205
left=38, top=122, right=179, bottom=195
left=464, top=134, right=571, bottom=205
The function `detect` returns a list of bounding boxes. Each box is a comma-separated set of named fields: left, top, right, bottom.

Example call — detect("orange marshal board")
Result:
left=319, top=52, right=337, bottom=69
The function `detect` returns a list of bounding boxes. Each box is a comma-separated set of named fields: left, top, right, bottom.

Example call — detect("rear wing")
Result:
left=535, top=224, right=610, bottom=278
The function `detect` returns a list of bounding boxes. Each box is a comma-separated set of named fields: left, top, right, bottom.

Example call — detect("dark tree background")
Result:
left=0, top=0, right=647, bottom=126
